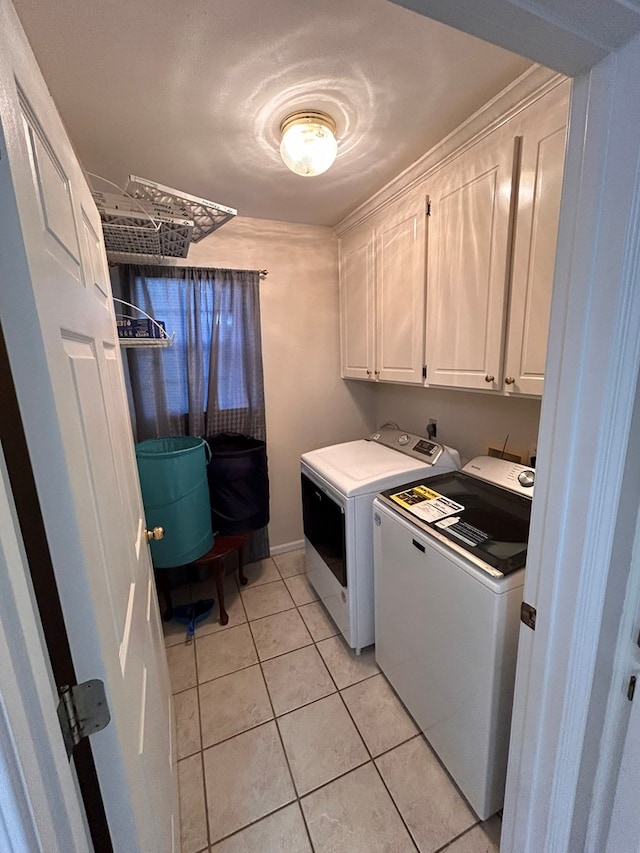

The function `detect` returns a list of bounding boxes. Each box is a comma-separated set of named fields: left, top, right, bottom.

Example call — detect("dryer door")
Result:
left=301, top=473, right=346, bottom=587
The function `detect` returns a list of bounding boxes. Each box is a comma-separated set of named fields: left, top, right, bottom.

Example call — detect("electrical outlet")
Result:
left=427, top=419, right=437, bottom=439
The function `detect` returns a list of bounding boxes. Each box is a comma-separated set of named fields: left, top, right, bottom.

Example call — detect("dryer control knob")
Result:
left=518, top=470, right=535, bottom=488
left=398, top=433, right=410, bottom=445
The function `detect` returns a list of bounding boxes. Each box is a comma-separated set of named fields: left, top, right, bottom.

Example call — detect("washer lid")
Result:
left=301, top=439, right=438, bottom=497
left=377, top=469, right=532, bottom=576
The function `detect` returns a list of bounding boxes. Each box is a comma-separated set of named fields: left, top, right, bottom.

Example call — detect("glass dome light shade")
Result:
left=279, top=111, right=338, bottom=177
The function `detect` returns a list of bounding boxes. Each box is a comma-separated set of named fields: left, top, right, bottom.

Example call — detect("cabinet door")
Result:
left=504, top=88, right=569, bottom=397
left=376, top=194, right=427, bottom=384
left=339, top=225, right=375, bottom=379
left=425, top=130, right=516, bottom=390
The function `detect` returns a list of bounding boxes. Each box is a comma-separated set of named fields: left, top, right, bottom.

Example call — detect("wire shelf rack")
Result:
left=127, top=175, right=237, bottom=243
left=114, top=298, right=175, bottom=348
left=90, top=174, right=236, bottom=261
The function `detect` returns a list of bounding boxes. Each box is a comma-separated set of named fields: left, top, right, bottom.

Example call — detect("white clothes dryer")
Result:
left=300, top=427, right=460, bottom=653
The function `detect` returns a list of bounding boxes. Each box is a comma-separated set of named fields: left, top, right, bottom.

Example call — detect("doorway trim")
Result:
left=0, top=441, right=91, bottom=850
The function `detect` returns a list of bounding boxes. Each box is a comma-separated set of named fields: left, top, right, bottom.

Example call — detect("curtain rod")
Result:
left=108, top=260, right=268, bottom=277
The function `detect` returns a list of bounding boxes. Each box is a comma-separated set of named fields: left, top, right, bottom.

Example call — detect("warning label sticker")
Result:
left=435, top=518, right=490, bottom=547
left=390, top=485, right=464, bottom=523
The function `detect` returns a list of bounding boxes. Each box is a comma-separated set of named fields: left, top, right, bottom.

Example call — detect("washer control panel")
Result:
left=368, top=428, right=444, bottom=464
left=463, top=456, right=535, bottom=497
left=518, top=470, right=535, bottom=488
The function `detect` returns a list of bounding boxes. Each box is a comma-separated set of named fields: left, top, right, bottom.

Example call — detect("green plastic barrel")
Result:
left=135, top=436, right=214, bottom=568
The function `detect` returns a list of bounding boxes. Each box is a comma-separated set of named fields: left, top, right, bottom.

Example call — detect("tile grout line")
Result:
left=195, top=567, right=247, bottom=850
left=369, top=750, right=421, bottom=852
left=292, top=571, right=477, bottom=852
left=200, top=574, right=252, bottom=850
left=275, top=567, right=377, bottom=848
left=192, top=614, right=213, bottom=853
left=176, top=555, right=483, bottom=852
left=432, top=817, right=486, bottom=853
left=189, top=553, right=311, bottom=850
left=176, top=559, right=368, bottom=847
left=319, top=620, right=422, bottom=851
left=288, top=576, right=421, bottom=847
left=258, top=557, right=317, bottom=850
left=247, top=592, right=318, bottom=853
left=274, top=556, right=348, bottom=850
left=288, top=568, right=485, bottom=851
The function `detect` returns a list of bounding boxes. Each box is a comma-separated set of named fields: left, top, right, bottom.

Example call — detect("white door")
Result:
left=339, top=223, right=376, bottom=380
left=376, top=192, right=427, bottom=384
left=504, top=85, right=568, bottom=397
left=0, top=2, right=178, bottom=851
left=425, top=127, right=515, bottom=391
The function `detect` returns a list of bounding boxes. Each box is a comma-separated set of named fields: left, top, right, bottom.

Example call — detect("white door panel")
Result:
left=376, top=197, right=426, bottom=384
left=505, top=88, right=568, bottom=397
left=340, top=226, right=375, bottom=379
left=426, top=130, right=514, bottom=390
left=0, top=1, right=177, bottom=850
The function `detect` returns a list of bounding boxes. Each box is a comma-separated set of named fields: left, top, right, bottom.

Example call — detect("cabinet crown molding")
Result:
left=335, top=65, right=567, bottom=238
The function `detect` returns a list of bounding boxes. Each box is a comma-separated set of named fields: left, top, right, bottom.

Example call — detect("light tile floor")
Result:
left=164, top=548, right=501, bottom=853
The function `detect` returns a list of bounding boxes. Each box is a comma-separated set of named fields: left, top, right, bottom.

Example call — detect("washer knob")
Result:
left=518, top=470, right=535, bottom=488
left=398, top=433, right=410, bottom=446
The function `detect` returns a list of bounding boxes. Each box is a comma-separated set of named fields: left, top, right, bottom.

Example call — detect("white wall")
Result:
left=370, top=382, right=541, bottom=465
left=185, top=216, right=376, bottom=548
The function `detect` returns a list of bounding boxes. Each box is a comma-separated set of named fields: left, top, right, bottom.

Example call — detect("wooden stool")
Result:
left=191, top=532, right=251, bottom=625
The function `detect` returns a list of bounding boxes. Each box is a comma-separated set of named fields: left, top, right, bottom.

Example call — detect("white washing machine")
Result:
left=300, top=427, right=460, bottom=653
left=373, top=456, right=535, bottom=820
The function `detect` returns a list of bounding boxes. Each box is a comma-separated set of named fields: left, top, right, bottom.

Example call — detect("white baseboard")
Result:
left=270, top=539, right=305, bottom=556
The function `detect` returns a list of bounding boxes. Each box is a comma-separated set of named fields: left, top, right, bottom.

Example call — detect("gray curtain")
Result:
left=121, top=264, right=269, bottom=561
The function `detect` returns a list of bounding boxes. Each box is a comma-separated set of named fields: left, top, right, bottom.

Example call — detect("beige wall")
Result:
left=162, top=215, right=540, bottom=548
left=370, top=382, right=541, bottom=466
left=186, top=216, right=375, bottom=548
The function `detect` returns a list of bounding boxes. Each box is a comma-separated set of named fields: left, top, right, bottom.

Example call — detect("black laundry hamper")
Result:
left=205, top=433, right=270, bottom=534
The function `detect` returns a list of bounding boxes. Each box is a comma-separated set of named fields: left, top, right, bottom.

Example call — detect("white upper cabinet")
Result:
left=376, top=192, right=427, bottom=383
left=340, top=192, right=427, bottom=383
left=425, top=83, right=569, bottom=396
left=504, top=87, right=569, bottom=397
left=340, top=223, right=375, bottom=379
left=337, top=74, right=569, bottom=399
left=425, top=128, right=516, bottom=391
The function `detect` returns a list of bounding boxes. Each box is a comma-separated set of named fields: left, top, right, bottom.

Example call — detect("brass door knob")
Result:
left=505, top=376, right=515, bottom=385
left=146, top=526, right=164, bottom=542
left=485, top=374, right=495, bottom=383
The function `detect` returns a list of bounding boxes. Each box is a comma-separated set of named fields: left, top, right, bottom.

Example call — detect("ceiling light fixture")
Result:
left=279, top=110, right=338, bottom=177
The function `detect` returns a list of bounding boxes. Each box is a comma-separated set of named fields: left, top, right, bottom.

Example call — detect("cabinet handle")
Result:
left=505, top=376, right=515, bottom=385
left=485, top=374, right=495, bottom=383
left=374, top=370, right=380, bottom=376
left=366, top=370, right=372, bottom=376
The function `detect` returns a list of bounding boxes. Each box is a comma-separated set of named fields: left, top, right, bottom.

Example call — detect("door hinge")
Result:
left=628, top=675, right=637, bottom=702
left=520, top=601, right=537, bottom=630
left=426, top=201, right=432, bottom=216
left=422, top=365, right=428, bottom=379
left=57, top=680, right=111, bottom=760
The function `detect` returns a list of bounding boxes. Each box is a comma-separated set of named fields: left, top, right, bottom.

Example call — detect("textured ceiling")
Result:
left=13, top=0, right=531, bottom=226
